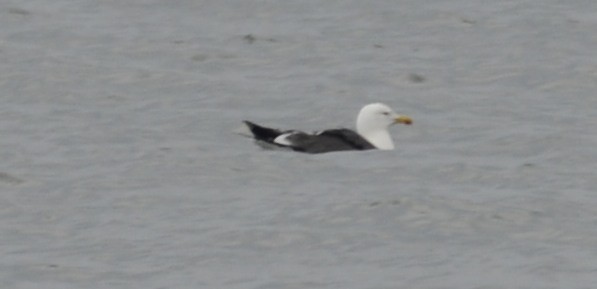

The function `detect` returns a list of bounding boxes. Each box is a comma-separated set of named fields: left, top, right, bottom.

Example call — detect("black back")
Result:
left=243, top=121, right=376, bottom=154
left=280, top=129, right=375, bottom=153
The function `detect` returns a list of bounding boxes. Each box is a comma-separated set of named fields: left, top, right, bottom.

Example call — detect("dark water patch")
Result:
left=8, top=7, right=31, bottom=16
left=369, top=199, right=402, bottom=207
left=243, top=34, right=256, bottom=44
left=243, top=34, right=276, bottom=44
left=460, top=17, right=476, bottom=25
left=191, top=54, right=209, bottom=62
left=0, top=172, right=24, bottom=184
left=408, top=73, right=426, bottom=83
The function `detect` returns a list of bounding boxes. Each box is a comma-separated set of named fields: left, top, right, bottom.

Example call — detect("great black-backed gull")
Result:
left=241, top=103, right=412, bottom=154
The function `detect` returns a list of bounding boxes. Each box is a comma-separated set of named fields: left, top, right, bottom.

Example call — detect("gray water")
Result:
left=1, top=1, right=596, bottom=288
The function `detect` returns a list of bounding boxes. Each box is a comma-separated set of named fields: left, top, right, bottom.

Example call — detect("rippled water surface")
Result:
left=1, top=1, right=596, bottom=288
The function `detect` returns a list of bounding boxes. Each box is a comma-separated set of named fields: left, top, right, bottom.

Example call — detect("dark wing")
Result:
left=242, top=121, right=300, bottom=151
left=243, top=121, right=284, bottom=143
left=284, top=129, right=375, bottom=154
left=242, top=121, right=375, bottom=154
left=316, top=129, right=376, bottom=151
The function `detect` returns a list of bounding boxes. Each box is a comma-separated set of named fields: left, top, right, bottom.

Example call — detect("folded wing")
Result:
left=243, top=121, right=375, bottom=154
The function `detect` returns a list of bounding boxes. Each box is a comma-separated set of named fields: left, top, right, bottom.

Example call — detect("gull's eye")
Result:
left=382, top=111, right=390, bottom=116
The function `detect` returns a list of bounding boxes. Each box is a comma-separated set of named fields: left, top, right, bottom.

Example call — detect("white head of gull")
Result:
left=356, top=103, right=412, bottom=150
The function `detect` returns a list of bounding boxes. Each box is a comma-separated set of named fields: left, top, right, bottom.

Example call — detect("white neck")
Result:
left=358, top=129, right=395, bottom=150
